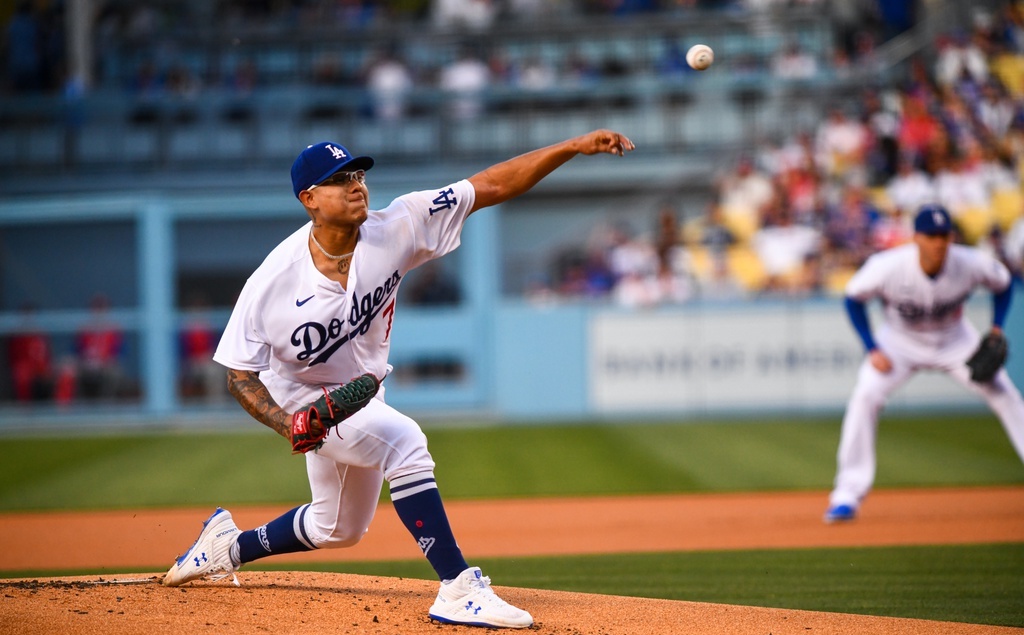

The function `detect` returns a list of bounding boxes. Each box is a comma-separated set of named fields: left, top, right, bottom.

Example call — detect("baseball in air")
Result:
left=686, top=44, right=714, bottom=71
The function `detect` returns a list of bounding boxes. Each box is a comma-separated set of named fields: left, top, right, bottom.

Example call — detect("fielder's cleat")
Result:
left=823, top=503, right=857, bottom=524
left=428, top=566, right=533, bottom=629
left=162, top=507, right=241, bottom=587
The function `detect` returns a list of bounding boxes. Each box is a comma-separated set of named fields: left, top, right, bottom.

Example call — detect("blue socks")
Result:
left=390, top=471, right=468, bottom=581
left=236, top=504, right=316, bottom=564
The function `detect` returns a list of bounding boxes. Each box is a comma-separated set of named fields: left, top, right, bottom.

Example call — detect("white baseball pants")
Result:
left=297, top=396, right=436, bottom=548
left=830, top=321, right=1024, bottom=508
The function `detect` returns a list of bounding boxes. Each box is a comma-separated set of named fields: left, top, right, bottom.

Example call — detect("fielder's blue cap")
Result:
left=291, top=142, right=374, bottom=198
left=914, top=204, right=953, bottom=235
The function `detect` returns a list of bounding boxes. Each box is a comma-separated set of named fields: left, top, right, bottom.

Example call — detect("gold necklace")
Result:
left=310, top=229, right=354, bottom=261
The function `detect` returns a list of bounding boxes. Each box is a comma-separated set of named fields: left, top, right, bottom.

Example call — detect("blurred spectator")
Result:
left=516, top=55, right=558, bottom=91
left=655, top=39, right=692, bottom=78
left=934, top=32, right=989, bottom=88
left=606, top=221, right=658, bottom=284
left=896, top=94, right=942, bottom=164
left=5, top=1, right=43, bottom=92
left=975, top=81, right=1017, bottom=138
left=365, top=46, right=415, bottom=121
left=699, top=252, right=746, bottom=302
left=7, top=304, right=53, bottom=402
left=717, top=155, right=774, bottom=241
left=699, top=201, right=739, bottom=257
left=815, top=106, right=870, bottom=184
left=179, top=296, right=227, bottom=403
left=432, top=0, right=497, bottom=30
left=886, top=153, right=937, bottom=215
left=862, top=90, right=902, bottom=184
left=439, top=46, right=491, bottom=119
left=933, top=150, right=990, bottom=221
left=406, top=261, right=462, bottom=305
left=75, top=294, right=126, bottom=401
left=824, top=184, right=880, bottom=267
left=771, top=40, right=819, bottom=80
left=753, top=203, right=823, bottom=292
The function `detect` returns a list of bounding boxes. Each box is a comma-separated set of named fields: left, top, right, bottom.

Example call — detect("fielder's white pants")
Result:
left=830, top=321, right=1024, bottom=508
left=296, top=396, right=436, bottom=549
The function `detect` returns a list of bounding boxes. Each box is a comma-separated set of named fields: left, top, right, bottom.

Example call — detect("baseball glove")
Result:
left=290, top=373, right=380, bottom=454
left=966, top=331, right=1008, bottom=383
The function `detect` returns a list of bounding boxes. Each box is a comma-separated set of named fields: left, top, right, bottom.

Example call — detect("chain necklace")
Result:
left=310, top=229, right=354, bottom=261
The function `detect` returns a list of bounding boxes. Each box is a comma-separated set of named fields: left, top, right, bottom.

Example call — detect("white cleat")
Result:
left=428, top=566, right=534, bottom=629
left=162, top=507, right=241, bottom=587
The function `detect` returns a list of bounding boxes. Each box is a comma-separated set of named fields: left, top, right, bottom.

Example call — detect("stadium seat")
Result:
left=990, top=187, right=1024, bottom=232
left=721, top=207, right=760, bottom=244
left=954, top=206, right=994, bottom=245
left=726, top=246, right=767, bottom=291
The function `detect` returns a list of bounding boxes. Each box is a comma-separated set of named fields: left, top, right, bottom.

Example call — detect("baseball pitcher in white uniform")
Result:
left=825, top=204, right=1024, bottom=523
left=161, top=130, right=635, bottom=628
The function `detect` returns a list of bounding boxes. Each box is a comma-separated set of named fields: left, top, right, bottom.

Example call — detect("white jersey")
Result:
left=845, top=243, right=1011, bottom=343
left=214, top=179, right=475, bottom=411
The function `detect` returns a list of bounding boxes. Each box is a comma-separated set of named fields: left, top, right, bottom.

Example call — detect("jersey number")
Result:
left=383, top=299, right=396, bottom=340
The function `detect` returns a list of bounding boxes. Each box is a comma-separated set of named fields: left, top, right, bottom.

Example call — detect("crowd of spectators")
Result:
left=5, top=0, right=907, bottom=100
left=529, top=6, right=1024, bottom=306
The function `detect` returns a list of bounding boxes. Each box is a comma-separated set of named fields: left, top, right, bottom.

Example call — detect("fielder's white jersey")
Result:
left=214, top=179, right=475, bottom=411
left=845, top=242, right=1011, bottom=343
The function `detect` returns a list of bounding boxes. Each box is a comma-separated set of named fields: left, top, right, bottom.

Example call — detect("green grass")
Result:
left=8, top=544, right=1021, bottom=627
left=1, top=415, right=1022, bottom=627
left=0, top=415, right=1021, bottom=511
left=252, top=544, right=1024, bottom=628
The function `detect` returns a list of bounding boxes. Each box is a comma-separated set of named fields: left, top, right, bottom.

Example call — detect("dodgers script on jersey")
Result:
left=213, top=180, right=475, bottom=412
left=845, top=243, right=1011, bottom=343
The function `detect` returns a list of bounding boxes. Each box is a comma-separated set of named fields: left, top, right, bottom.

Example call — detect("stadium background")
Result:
left=2, top=0, right=1024, bottom=630
left=2, top=0, right=1023, bottom=427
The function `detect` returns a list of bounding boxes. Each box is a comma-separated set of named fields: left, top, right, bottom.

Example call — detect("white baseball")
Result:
left=686, top=44, right=714, bottom=71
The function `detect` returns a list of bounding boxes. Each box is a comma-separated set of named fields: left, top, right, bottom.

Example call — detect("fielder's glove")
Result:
left=290, top=373, right=380, bottom=454
left=965, top=331, right=1008, bottom=383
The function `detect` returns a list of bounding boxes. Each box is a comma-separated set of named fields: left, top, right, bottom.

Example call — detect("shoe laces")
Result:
left=466, top=574, right=513, bottom=608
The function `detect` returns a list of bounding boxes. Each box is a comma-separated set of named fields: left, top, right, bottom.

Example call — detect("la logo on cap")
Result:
left=932, top=210, right=946, bottom=227
left=326, top=145, right=347, bottom=160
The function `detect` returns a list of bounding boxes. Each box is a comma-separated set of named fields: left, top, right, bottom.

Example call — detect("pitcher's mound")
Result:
left=1, top=571, right=1018, bottom=635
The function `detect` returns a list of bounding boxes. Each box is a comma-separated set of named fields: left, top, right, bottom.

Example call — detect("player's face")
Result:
left=304, top=170, right=370, bottom=226
left=914, top=232, right=951, bottom=275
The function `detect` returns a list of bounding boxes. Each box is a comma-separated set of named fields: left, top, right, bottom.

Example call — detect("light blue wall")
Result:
left=2, top=193, right=1022, bottom=428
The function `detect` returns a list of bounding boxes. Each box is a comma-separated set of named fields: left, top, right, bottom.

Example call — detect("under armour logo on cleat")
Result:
left=193, top=553, right=208, bottom=567
left=465, top=601, right=481, bottom=615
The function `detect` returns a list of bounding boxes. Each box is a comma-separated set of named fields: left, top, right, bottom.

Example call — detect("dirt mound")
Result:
left=2, top=571, right=1021, bottom=635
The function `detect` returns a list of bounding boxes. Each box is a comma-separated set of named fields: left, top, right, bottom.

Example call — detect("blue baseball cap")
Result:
left=291, top=142, right=374, bottom=198
left=914, top=204, right=953, bottom=235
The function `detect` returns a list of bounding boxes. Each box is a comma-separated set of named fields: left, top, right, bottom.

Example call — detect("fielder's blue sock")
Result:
left=235, top=504, right=316, bottom=564
left=390, top=471, right=468, bottom=581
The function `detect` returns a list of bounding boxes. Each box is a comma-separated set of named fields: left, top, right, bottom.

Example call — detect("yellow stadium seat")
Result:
left=726, top=246, right=767, bottom=291
left=721, top=207, right=759, bottom=244
left=991, top=187, right=1024, bottom=232
left=954, top=206, right=994, bottom=245
left=868, top=187, right=894, bottom=214
left=826, top=266, right=857, bottom=295
left=688, top=245, right=712, bottom=279
left=991, top=53, right=1024, bottom=98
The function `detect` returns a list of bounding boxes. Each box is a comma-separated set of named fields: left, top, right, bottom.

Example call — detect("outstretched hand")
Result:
left=575, top=129, right=636, bottom=157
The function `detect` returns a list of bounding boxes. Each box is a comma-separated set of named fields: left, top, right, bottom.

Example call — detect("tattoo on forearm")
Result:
left=226, top=369, right=290, bottom=438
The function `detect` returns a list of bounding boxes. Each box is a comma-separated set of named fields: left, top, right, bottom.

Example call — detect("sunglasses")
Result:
left=307, top=170, right=366, bottom=190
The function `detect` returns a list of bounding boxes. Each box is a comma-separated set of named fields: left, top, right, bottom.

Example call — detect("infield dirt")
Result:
left=1, top=486, right=1022, bottom=634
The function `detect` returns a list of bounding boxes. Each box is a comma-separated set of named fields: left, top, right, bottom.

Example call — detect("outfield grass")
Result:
left=1, top=415, right=1022, bottom=627
left=0, top=415, right=1021, bottom=511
